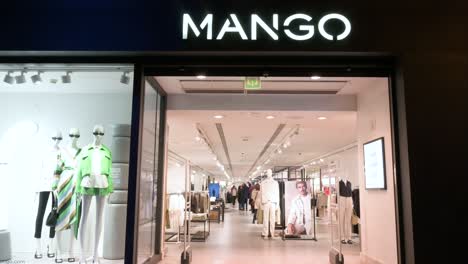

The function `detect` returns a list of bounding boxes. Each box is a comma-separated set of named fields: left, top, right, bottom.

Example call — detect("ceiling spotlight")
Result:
left=320, top=159, right=324, bottom=162
left=277, top=149, right=283, bottom=154
left=120, top=71, right=130, bottom=84
left=265, top=159, right=271, bottom=164
left=266, top=115, right=275, bottom=120
left=15, top=71, right=27, bottom=84
left=196, top=75, right=207, bottom=79
left=318, top=116, right=327, bottom=120
left=213, top=115, right=224, bottom=119
left=195, top=136, right=201, bottom=142
left=31, top=71, right=43, bottom=84
left=3, top=71, right=15, bottom=84
left=62, top=71, right=72, bottom=83
left=311, top=75, right=321, bottom=80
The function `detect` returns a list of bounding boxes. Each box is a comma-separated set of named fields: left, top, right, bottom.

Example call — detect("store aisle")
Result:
left=160, top=205, right=360, bottom=264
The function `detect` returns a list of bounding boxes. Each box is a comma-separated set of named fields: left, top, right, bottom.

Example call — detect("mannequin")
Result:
left=338, top=175, right=353, bottom=244
left=260, top=169, right=279, bottom=238
left=53, top=128, right=82, bottom=263
left=34, top=130, right=61, bottom=259
left=75, top=125, right=113, bottom=264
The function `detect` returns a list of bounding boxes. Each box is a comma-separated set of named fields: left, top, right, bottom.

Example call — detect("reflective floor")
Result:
left=160, top=204, right=361, bottom=264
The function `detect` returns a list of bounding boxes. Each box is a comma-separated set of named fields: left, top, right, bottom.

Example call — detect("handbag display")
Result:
left=46, top=194, right=58, bottom=227
left=351, top=209, right=360, bottom=225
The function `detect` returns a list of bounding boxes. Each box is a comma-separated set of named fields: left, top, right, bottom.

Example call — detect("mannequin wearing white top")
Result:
left=260, top=169, right=279, bottom=238
left=34, top=130, right=62, bottom=259
left=79, top=125, right=107, bottom=264
left=55, top=128, right=80, bottom=262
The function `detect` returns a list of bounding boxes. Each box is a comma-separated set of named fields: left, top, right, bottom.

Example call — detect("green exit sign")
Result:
left=244, top=77, right=262, bottom=90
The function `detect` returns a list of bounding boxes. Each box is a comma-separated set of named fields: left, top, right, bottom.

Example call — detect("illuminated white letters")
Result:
left=283, top=14, right=314, bottom=41
left=251, top=14, right=279, bottom=40
left=216, top=14, right=248, bottom=40
left=182, top=14, right=213, bottom=39
left=318, top=13, right=351, bottom=40
left=182, top=13, right=351, bottom=41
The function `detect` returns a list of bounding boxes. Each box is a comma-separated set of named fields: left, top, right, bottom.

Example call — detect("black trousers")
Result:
left=34, top=191, right=56, bottom=239
left=232, top=196, right=236, bottom=205
left=252, top=209, right=258, bottom=222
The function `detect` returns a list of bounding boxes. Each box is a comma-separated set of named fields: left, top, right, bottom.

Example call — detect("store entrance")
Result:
left=148, top=74, right=400, bottom=264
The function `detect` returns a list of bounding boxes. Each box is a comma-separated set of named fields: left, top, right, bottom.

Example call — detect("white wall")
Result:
left=0, top=92, right=132, bottom=253
left=327, top=146, right=359, bottom=187
left=357, top=79, right=398, bottom=264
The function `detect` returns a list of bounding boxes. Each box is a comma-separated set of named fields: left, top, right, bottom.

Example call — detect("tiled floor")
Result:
left=159, top=205, right=361, bottom=264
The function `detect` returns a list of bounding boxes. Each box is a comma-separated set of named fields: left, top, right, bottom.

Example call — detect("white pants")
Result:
left=338, top=196, right=353, bottom=240
left=262, top=202, right=277, bottom=237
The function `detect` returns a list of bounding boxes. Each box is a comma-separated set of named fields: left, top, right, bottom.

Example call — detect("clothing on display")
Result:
left=167, top=194, right=185, bottom=230
left=34, top=192, right=56, bottom=239
left=191, top=192, right=209, bottom=214
left=352, top=188, right=360, bottom=234
left=53, top=147, right=81, bottom=231
left=261, top=175, right=280, bottom=237
left=338, top=179, right=353, bottom=242
left=75, top=144, right=113, bottom=196
left=208, top=183, right=220, bottom=199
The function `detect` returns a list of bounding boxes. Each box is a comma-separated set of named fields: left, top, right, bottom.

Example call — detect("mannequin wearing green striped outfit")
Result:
left=52, top=128, right=81, bottom=263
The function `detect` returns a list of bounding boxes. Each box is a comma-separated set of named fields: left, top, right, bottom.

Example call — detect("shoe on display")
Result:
left=68, top=257, right=76, bottom=262
left=34, top=252, right=43, bottom=259
left=347, top=240, right=353, bottom=244
left=47, top=245, right=56, bottom=258
left=55, top=257, right=64, bottom=263
left=341, top=240, right=347, bottom=244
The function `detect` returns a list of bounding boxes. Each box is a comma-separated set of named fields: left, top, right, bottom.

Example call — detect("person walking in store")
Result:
left=251, top=184, right=261, bottom=223
left=231, top=185, right=237, bottom=207
left=247, top=182, right=253, bottom=211
left=238, top=185, right=244, bottom=210
left=242, top=183, right=249, bottom=211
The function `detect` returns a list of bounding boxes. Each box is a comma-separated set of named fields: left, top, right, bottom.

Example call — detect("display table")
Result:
left=179, top=218, right=210, bottom=242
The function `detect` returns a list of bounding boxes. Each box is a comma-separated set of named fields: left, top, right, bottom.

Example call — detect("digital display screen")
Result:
left=363, top=137, right=387, bottom=190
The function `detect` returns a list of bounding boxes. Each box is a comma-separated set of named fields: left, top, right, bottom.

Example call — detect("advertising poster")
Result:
left=284, top=180, right=315, bottom=239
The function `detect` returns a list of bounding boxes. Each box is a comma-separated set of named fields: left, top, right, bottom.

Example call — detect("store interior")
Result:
left=159, top=76, right=399, bottom=264
left=0, top=65, right=134, bottom=264
left=0, top=67, right=400, bottom=264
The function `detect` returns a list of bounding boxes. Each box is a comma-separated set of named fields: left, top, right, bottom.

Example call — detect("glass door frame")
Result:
left=125, top=65, right=168, bottom=264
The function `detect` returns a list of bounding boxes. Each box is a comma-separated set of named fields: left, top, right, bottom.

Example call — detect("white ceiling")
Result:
left=162, top=76, right=381, bottom=182
left=156, top=76, right=373, bottom=95
left=167, top=110, right=357, bottom=181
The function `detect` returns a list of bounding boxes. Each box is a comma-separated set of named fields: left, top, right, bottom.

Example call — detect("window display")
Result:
left=0, top=64, right=133, bottom=263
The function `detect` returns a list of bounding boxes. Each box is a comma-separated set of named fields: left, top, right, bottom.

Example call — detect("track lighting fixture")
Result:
left=15, top=71, right=27, bottom=84
left=120, top=71, right=130, bottom=84
left=31, top=71, right=43, bottom=84
left=62, top=71, right=72, bottom=83
left=3, top=71, right=15, bottom=84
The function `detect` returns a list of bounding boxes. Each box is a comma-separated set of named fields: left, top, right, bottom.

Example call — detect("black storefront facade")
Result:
left=1, top=1, right=467, bottom=263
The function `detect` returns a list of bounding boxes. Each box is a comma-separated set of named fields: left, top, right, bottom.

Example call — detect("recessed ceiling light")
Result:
left=195, top=136, right=201, bottom=141
left=318, top=116, right=327, bottom=120
left=266, top=115, right=275, bottom=120
left=196, top=75, right=206, bottom=79
left=311, top=75, right=321, bottom=80
left=214, top=115, right=224, bottom=119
